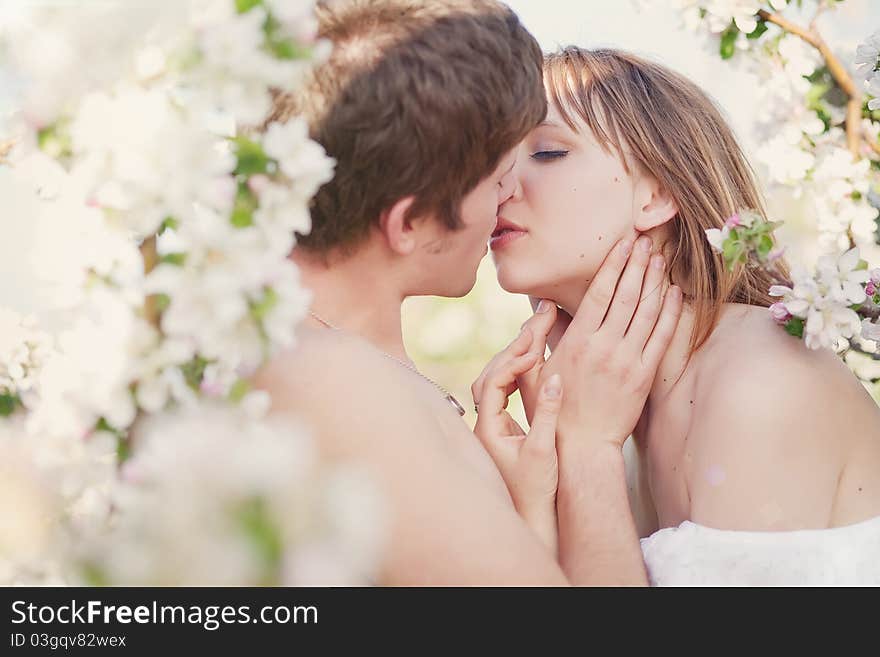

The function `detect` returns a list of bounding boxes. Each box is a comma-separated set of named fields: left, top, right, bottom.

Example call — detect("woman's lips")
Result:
left=489, top=228, right=527, bottom=251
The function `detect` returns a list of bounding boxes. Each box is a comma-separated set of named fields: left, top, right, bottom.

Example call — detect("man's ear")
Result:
left=378, top=196, right=420, bottom=256
left=634, top=176, right=679, bottom=232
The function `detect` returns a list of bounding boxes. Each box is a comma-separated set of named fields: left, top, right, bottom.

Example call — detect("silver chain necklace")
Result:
left=307, top=310, right=466, bottom=417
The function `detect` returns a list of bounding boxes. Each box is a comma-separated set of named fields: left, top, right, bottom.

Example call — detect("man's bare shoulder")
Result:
left=253, top=327, right=408, bottom=409
left=250, top=326, right=565, bottom=584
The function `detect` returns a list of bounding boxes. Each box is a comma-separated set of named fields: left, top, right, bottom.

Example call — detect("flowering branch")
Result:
left=757, top=8, right=864, bottom=156
left=707, top=210, right=877, bottom=351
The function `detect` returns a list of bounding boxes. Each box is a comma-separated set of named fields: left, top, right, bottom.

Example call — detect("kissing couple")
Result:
left=254, top=0, right=880, bottom=586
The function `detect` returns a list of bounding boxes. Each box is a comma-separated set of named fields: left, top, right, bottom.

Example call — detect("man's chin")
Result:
left=432, top=275, right=479, bottom=298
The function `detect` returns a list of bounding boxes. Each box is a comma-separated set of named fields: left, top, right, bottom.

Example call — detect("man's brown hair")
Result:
left=267, top=0, right=546, bottom=255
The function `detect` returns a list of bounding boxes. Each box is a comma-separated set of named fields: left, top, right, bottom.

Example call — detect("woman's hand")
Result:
left=540, top=234, right=683, bottom=451
left=471, top=328, right=564, bottom=556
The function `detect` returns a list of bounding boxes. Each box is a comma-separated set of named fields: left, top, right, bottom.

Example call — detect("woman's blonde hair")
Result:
left=544, top=46, right=787, bottom=353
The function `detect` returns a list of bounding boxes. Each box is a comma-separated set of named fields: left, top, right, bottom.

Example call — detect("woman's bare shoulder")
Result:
left=699, top=303, right=846, bottom=386
left=682, top=303, right=872, bottom=529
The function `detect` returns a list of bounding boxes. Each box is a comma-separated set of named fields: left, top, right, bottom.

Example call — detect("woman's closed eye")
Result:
left=530, top=150, right=569, bottom=161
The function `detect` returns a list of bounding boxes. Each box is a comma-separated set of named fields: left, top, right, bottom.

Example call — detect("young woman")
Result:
left=473, top=47, right=880, bottom=585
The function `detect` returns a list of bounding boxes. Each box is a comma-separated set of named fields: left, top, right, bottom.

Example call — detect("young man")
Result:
left=254, top=0, right=676, bottom=585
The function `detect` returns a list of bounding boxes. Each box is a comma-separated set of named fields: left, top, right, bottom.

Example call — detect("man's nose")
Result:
left=498, top=171, right=521, bottom=205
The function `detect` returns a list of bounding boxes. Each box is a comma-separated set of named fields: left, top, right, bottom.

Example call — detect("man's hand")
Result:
left=471, top=327, right=563, bottom=555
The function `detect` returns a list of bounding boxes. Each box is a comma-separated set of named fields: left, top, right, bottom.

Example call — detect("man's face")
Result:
left=417, top=149, right=519, bottom=297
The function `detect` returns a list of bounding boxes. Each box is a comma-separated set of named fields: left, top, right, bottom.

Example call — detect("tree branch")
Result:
left=864, top=124, right=880, bottom=157
left=757, top=8, right=864, bottom=158
left=140, top=235, right=160, bottom=328
left=0, top=139, right=14, bottom=164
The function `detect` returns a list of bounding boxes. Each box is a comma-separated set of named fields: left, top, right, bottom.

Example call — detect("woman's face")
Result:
left=491, top=103, right=640, bottom=306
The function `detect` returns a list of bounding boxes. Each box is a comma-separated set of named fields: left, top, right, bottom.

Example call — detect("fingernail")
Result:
left=536, top=299, right=551, bottom=313
left=652, top=254, right=665, bottom=270
left=670, top=285, right=682, bottom=300
left=544, top=374, right=562, bottom=399
left=620, top=239, right=633, bottom=256
left=638, top=236, right=653, bottom=252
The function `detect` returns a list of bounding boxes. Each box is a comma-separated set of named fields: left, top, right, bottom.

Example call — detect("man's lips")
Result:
left=489, top=217, right=527, bottom=251
left=491, top=217, right=527, bottom=238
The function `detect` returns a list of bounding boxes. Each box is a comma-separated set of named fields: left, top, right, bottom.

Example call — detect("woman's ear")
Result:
left=378, top=196, right=419, bottom=255
left=634, top=176, right=678, bottom=231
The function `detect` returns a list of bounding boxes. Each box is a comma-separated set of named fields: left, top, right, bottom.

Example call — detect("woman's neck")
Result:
left=553, top=274, right=696, bottom=404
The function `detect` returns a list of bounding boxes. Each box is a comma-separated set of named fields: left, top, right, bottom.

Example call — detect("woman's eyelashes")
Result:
left=530, top=149, right=569, bottom=161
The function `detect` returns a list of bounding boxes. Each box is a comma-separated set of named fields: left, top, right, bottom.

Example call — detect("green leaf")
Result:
left=720, top=25, right=739, bottom=60
left=722, top=238, right=745, bottom=270
left=784, top=317, right=805, bottom=338
left=37, top=121, right=73, bottom=159
left=806, top=81, right=831, bottom=109
left=181, top=356, right=210, bottom=391
left=236, top=0, right=263, bottom=13
left=158, top=216, right=179, bottom=234
left=0, top=392, right=21, bottom=417
left=233, top=496, right=283, bottom=585
left=262, top=12, right=310, bottom=61
left=116, top=438, right=132, bottom=465
left=746, top=19, right=768, bottom=40
left=95, top=417, right=120, bottom=435
left=250, top=287, right=278, bottom=321
left=231, top=183, right=259, bottom=228
left=757, top=234, right=774, bottom=258
left=79, top=562, right=110, bottom=587
left=159, top=252, right=187, bottom=266
left=267, top=38, right=305, bottom=60
left=233, top=136, right=271, bottom=176
left=228, top=379, right=251, bottom=403
left=154, top=293, right=171, bottom=313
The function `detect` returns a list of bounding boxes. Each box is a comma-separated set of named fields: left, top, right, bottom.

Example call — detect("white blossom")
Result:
left=867, top=73, right=880, bottom=111
left=860, top=318, right=880, bottom=343
left=70, top=87, right=237, bottom=237
left=0, top=308, right=52, bottom=408
left=855, top=30, right=880, bottom=81
left=769, top=249, right=870, bottom=350
left=1, top=0, right=383, bottom=586
left=87, top=403, right=384, bottom=586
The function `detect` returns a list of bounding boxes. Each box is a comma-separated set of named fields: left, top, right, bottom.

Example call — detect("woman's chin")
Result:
left=494, top=271, right=545, bottom=299
left=494, top=271, right=530, bottom=295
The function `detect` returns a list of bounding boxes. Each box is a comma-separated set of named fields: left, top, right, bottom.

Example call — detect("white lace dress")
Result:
left=639, top=515, right=880, bottom=586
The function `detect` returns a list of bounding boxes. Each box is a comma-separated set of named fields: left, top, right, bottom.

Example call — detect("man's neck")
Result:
left=292, top=245, right=410, bottom=363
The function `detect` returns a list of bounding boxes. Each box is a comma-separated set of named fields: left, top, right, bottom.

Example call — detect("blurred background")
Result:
left=402, top=0, right=880, bottom=429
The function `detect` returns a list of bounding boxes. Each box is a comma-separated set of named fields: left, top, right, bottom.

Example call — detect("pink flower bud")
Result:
left=769, top=302, right=792, bottom=324
left=247, top=174, right=270, bottom=195
left=870, top=268, right=880, bottom=287
left=724, top=213, right=741, bottom=229
left=867, top=282, right=876, bottom=297
left=768, top=246, right=786, bottom=262
left=200, top=380, right=224, bottom=397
